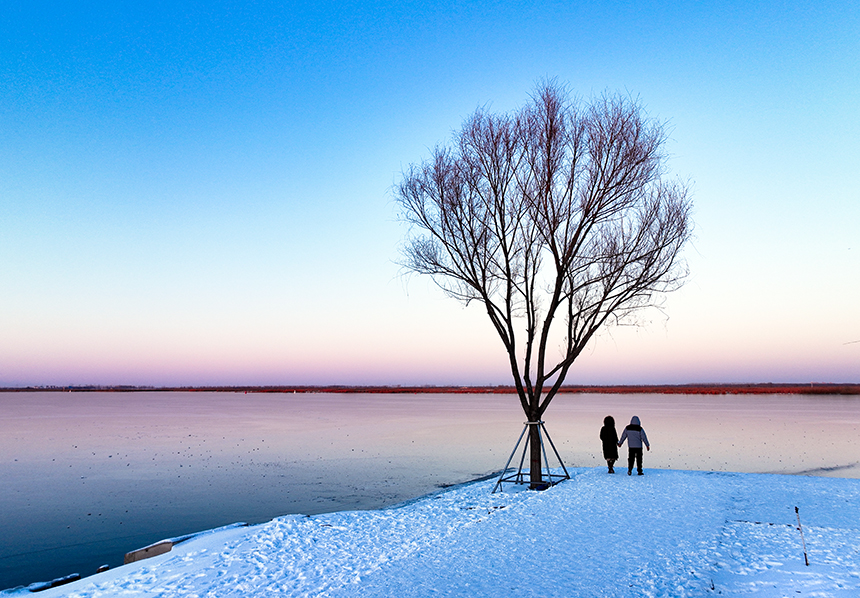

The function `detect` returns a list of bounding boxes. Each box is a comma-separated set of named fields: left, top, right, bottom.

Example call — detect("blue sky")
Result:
left=1, top=0, right=858, bottom=386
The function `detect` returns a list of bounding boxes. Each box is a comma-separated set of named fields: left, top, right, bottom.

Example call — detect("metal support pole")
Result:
left=538, top=424, right=553, bottom=486
left=492, top=421, right=571, bottom=493
left=493, top=424, right=528, bottom=493
left=541, top=423, right=570, bottom=481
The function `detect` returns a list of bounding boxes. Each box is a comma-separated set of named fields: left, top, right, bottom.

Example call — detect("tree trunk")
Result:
left=528, top=422, right=543, bottom=489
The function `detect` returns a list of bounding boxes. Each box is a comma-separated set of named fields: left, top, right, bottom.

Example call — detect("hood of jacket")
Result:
left=630, top=416, right=640, bottom=426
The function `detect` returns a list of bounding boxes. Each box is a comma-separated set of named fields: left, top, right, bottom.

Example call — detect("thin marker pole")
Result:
left=795, top=506, right=809, bottom=566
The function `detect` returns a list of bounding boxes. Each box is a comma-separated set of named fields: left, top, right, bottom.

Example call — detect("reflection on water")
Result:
left=1, top=390, right=858, bottom=590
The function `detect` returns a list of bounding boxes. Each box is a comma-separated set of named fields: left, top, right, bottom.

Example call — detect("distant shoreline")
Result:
left=2, top=383, right=859, bottom=395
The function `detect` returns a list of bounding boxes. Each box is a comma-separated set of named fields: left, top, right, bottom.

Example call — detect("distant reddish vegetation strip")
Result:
left=4, top=383, right=859, bottom=395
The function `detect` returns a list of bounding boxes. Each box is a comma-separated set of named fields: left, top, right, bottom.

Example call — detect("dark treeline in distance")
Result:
left=3, top=383, right=859, bottom=395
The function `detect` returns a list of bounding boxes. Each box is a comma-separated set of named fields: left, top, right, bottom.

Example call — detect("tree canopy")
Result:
left=397, top=82, right=692, bottom=484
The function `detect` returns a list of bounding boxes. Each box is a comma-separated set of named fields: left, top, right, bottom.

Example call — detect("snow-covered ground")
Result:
left=6, top=468, right=859, bottom=597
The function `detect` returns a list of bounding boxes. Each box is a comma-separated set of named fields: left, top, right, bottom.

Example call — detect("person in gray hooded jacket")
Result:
left=618, top=415, right=650, bottom=476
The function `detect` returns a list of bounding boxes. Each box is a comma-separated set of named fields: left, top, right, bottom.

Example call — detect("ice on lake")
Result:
left=1, top=390, right=858, bottom=590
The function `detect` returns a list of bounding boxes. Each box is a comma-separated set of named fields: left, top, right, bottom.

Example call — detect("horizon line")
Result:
left=3, top=382, right=859, bottom=395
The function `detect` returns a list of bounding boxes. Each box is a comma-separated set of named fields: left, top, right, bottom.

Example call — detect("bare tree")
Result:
left=396, top=82, right=692, bottom=488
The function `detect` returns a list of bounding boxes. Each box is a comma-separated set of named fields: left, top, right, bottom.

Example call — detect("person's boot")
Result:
left=627, top=469, right=632, bottom=476
left=608, top=466, right=614, bottom=474
left=637, top=470, right=644, bottom=476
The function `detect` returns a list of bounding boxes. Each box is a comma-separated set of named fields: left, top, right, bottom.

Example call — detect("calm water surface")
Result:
left=1, top=390, right=858, bottom=590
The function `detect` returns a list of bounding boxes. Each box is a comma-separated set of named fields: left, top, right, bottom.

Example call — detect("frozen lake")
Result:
left=1, top=390, right=858, bottom=590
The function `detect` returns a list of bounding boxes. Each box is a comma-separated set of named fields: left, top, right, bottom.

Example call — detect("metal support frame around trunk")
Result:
left=492, top=421, right=570, bottom=493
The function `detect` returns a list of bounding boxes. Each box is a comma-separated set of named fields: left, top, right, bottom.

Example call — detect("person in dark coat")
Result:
left=599, top=415, right=619, bottom=473
left=618, top=415, right=650, bottom=476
